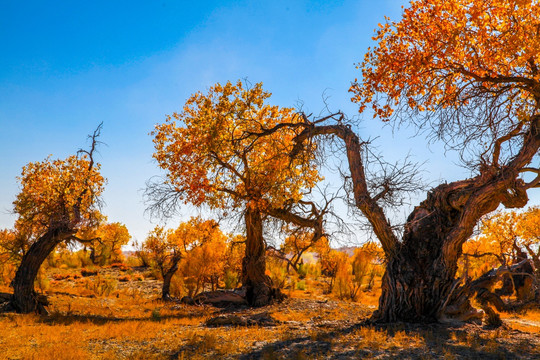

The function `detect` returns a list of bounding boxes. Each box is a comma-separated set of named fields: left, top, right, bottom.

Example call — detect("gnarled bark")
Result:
left=242, top=208, right=274, bottom=306
left=289, top=114, right=540, bottom=323
left=10, top=227, right=73, bottom=314
left=7, top=124, right=103, bottom=314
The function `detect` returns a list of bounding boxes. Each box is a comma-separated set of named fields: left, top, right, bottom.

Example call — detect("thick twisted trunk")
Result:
left=374, top=183, right=465, bottom=322
left=242, top=208, right=274, bottom=306
left=376, top=252, right=458, bottom=322
left=11, top=227, right=72, bottom=314
left=291, top=115, right=540, bottom=323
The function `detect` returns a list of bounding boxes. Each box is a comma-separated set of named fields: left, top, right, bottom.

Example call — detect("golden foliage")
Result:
left=353, top=0, right=540, bottom=128
left=152, top=80, right=320, bottom=212
left=460, top=206, right=540, bottom=278
left=180, top=224, right=228, bottom=294
left=78, top=220, right=131, bottom=265
left=13, top=154, right=105, bottom=234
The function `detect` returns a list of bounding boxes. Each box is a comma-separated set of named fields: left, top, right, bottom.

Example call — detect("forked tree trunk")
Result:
left=242, top=208, right=274, bottom=306
left=373, top=177, right=531, bottom=322
left=11, top=227, right=72, bottom=314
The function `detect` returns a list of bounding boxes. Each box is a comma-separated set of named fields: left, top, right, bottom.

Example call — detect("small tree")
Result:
left=223, top=235, right=245, bottom=289
left=144, top=217, right=222, bottom=300
left=84, top=221, right=131, bottom=265
left=144, top=226, right=178, bottom=300
left=516, top=207, right=540, bottom=275
left=270, top=227, right=323, bottom=276
left=464, top=208, right=539, bottom=300
left=180, top=231, right=227, bottom=294
left=8, top=125, right=105, bottom=313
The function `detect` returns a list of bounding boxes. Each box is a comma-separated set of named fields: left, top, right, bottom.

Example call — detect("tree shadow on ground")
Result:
left=0, top=310, right=204, bottom=326
left=176, top=321, right=537, bottom=360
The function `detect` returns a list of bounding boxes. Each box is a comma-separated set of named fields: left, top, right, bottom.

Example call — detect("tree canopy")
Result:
left=150, top=80, right=326, bottom=306
left=14, top=154, right=105, bottom=236
left=151, top=80, right=320, bottom=214
left=352, top=0, right=540, bottom=167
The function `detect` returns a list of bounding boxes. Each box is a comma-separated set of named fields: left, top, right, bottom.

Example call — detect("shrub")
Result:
left=35, top=268, right=50, bottom=293
left=0, top=261, right=16, bottom=286
left=296, top=280, right=306, bottom=291
left=151, top=308, right=161, bottom=321
left=119, top=275, right=131, bottom=282
left=297, top=264, right=308, bottom=279
left=169, top=274, right=185, bottom=298
left=126, top=255, right=143, bottom=267
left=111, top=262, right=129, bottom=271
left=266, top=257, right=287, bottom=290
left=52, top=273, right=71, bottom=281
left=85, top=275, right=117, bottom=297
left=76, top=250, right=94, bottom=267
left=332, top=264, right=354, bottom=300
left=81, top=268, right=99, bottom=277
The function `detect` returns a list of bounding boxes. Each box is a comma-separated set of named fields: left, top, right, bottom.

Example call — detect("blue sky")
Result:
left=2, top=1, right=536, bottom=245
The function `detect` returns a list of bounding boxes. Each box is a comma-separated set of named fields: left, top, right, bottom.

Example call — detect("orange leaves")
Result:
left=143, top=216, right=228, bottom=285
left=152, top=80, right=321, bottom=213
left=353, top=0, right=540, bottom=124
left=13, top=154, right=105, bottom=233
left=465, top=206, right=540, bottom=267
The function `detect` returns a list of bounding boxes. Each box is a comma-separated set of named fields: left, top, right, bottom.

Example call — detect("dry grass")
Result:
left=501, top=309, right=540, bottom=333
left=1, top=267, right=539, bottom=359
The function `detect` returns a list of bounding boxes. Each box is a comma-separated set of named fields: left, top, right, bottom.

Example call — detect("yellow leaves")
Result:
left=354, top=0, right=540, bottom=122
left=152, top=80, right=321, bottom=213
left=143, top=217, right=232, bottom=290
left=14, top=154, right=105, bottom=233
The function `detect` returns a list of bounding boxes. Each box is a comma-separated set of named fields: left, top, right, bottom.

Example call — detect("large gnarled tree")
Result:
left=150, top=81, right=324, bottom=306
left=267, top=0, right=540, bottom=322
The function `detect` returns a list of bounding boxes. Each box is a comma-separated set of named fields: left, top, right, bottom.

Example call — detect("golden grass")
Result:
left=501, top=309, right=540, bottom=333
left=1, top=268, right=539, bottom=359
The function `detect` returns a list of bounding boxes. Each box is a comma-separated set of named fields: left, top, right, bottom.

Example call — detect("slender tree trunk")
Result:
left=90, top=246, right=96, bottom=264
left=11, top=227, right=72, bottom=314
left=242, top=207, right=274, bottom=306
left=161, top=261, right=179, bottom=301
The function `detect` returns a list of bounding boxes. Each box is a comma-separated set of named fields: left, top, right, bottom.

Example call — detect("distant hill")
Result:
left=334, top=246, right=357, bottom=257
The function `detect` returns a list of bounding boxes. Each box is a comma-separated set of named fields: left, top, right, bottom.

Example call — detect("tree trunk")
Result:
left=289, top=116, right=540, bottom=322
left=373, top=177, right=529, bottom=323
left=11, top=227, right=72, bottom=314
left=242, top=208, right=274, bottom=306
left=90, top=245, right=96, bottom=264
left=161, top=261, right=179, bottom=301
left=375, top=247, right=462, bottom=322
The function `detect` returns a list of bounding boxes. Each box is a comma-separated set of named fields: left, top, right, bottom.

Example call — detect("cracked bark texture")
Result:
left=291, top=115, right=540, bottom=322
